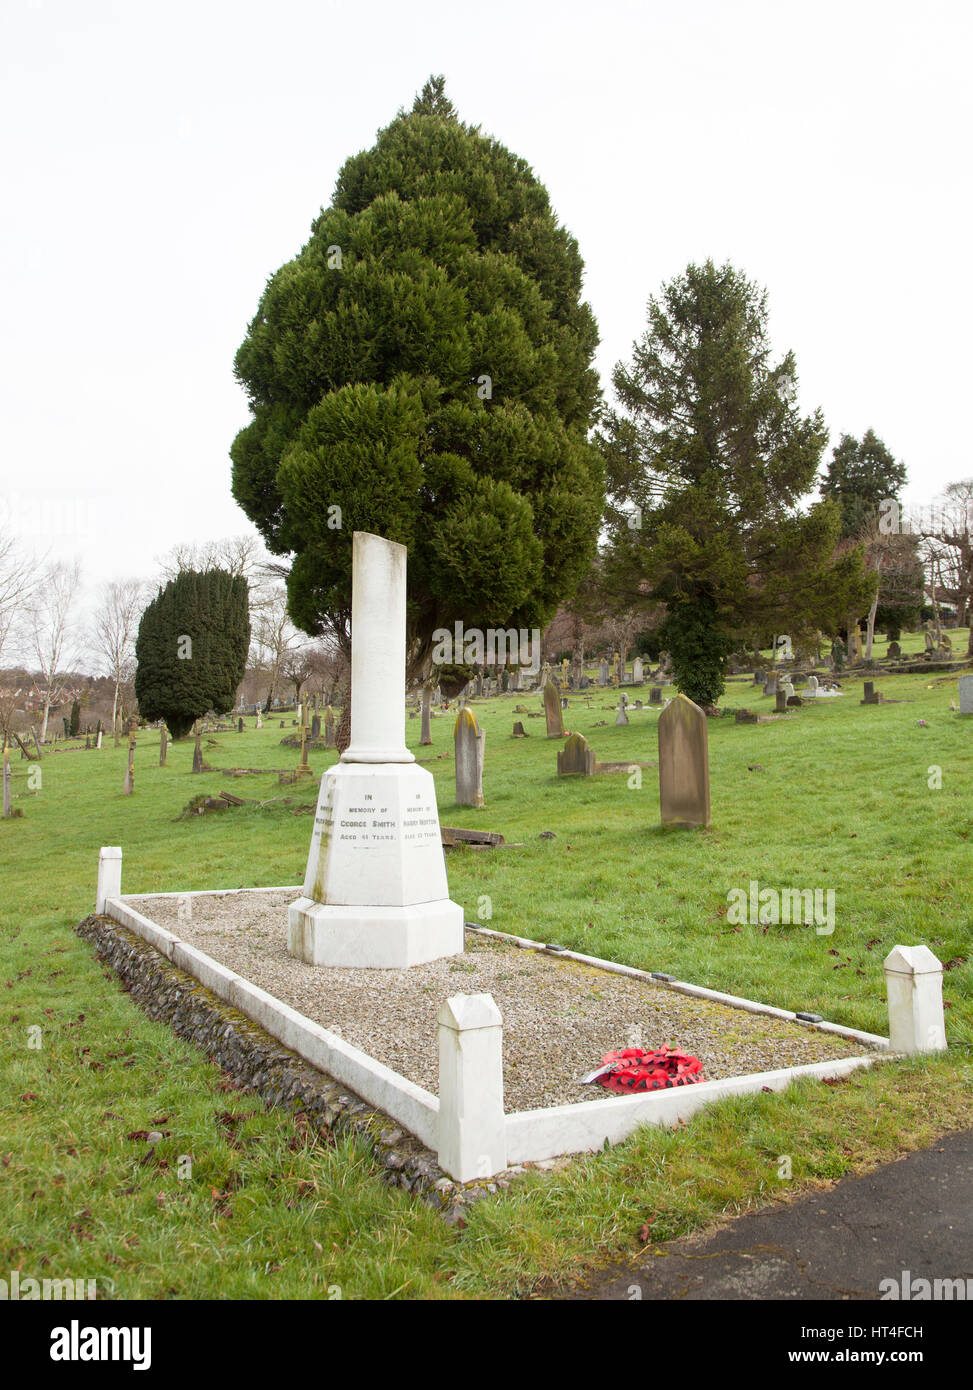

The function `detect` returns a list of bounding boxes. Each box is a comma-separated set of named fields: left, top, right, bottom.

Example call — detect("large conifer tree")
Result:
left=230, top=76, right=603, bottom=683
left=600, top=260, right=874, bottom=705
left=135, top=570, right=250, bottom=738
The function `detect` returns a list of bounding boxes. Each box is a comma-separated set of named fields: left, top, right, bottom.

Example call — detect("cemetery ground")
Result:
left=2, top=659, right=972, bottom=1300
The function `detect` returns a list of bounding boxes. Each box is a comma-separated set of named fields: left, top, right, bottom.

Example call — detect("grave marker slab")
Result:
left=544, top=682, right=565, bottom=737
left=557, top=732, right=596, bottom=776
left=658, top=693, right=710, bottom=828
left=454, top=708, right=485, bottom=807
left=959, top=674, right=973, bottom=715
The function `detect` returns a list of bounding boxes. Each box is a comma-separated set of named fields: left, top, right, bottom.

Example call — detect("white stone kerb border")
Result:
left=97, top=856, right=946, bottom=1182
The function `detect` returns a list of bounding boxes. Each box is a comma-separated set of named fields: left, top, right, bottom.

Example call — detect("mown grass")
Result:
left=1, top=654, right=971, bottom=1299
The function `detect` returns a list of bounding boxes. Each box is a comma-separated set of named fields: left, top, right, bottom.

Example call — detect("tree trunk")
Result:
left=112, top=679, right=120, bottom=745
left=39, top=699, right=51, bottom=744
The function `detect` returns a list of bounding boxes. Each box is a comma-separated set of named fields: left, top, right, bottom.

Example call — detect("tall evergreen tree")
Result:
left=135, top=570, right=250, bottom=739
left=822, top=429, right=907, bottom=539
left=599, top=260, right=874, bottom=705
left=230, top=76, right=603, bottom=686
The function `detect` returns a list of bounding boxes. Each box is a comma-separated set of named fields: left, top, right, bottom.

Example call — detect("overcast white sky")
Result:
left=1, top=0, right=970, bottom=604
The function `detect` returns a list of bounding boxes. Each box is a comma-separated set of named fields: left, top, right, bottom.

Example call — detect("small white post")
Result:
left=884, top=945, right=947, bottom=1054
left=97, top=846, right=123, bottom=914
left=437, top=993, right=507, bottom=1182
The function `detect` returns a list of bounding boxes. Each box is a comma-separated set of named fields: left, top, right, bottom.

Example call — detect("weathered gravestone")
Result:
left=256, top=711, right=263, bottom=728
left=544, top=682, right=565, bottom=737
left=311, top=714, right=321, bottom=740
left=775, top=690, right=787, bottom=713
left=887, top=641, right=902, bottom=659
left=238, top=716, right=245, bottom=733
left=658, top=693, right=710, bottom=828
left=764, top=674, right=778, bottom=697
left=861, top=681, right=882, bottom=705
left=615, top=705, right=629, bottom=726
left=159, top=727, right=168, bottom=766
left=632, top=657, right=644, bottom=684
left=598, top=660, right=608, bottom=686
left=454, top=707, right=485, bottom=808
left=959, top=674, right=973, bottom=715
left=192, top=728, right=204, bottom=774
left=649, top=686, right=663, bottom=705
left=735, top=709, right=758, bottom=723
left=288, top=532, right=463, bottom=968
left=557, top=732, right=596, bottom=776
left=806, top=675, right=819, bottom=696
left=511, top=721, right=528, bottom=738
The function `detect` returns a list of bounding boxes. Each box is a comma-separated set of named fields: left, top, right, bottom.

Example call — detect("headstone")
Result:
left=543, top=683, right=564, bottom=738
left=806, top=675, right=819, bottom=696
left=311, top=714, right=321, bottom=740
left=764, top=675, right=778, bottom=697
left=501, top=669, right=510, bottom=693
left=298, top=722, right=310, bottom=770
left=753, top=670, right=767, bottom=686
left=634, top=700, right=643, bottom=709
left=924, top=629, right=935, bottom=652
left=238, top=716, right=245, bottom=733
left=454, top=708, right=485, bottom=808
left=288, top=532, right=463, bottom=969
left=561, top=696, right=568, bottom=709
left=775, top=690, right=787, bottom=713
left=123, top=734, right=135, bottom=795
left=475, top=674, right=484, bottom=698
left=658, top=694, right=710, bottom=828
left=96, top=730, right=103, bottom=750
left=256, top=711, right=263, bottom=728
left=598, top=660, right=608, bottom=686
left=192, top=729, right=203, bottom=774
left=511, top=721, right=528, bottom=738
left=615, top=706, right=629, bottom=726
left=861, top=681, right=882, bottom=705
left=959, top=674, right=973, bottom=715
left=786, top=694, right=803, bottom=707
left=159, top=727, right=168, bottom=766
left=649, top=686, right=663, bottom=705
left=781, top=680, right=795, bottom=700
left=735, top=709, right=758, bottom=723
left=633, top=657, right=644, bottom=684
left=888, top=641, right=902, bottom=659
left=557, top=732, right=596, bottom=776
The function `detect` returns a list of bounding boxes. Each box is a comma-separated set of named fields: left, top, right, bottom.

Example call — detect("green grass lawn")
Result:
left=2, top=660, right=972, bottom=1299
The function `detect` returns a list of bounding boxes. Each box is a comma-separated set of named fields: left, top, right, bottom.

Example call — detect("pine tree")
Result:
left=822, top=429, right=908, bottom=539
left=134, top=570, right=250, bottom=738
left=230, top=76, right=603, bottom=682
left=600, top=260, right=874, bottom=705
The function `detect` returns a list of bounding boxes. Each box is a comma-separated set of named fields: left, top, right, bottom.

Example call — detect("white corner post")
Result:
left=884, top=945, right=947, bottom=1055
left=97, top=846, right=122, bottom=914
left=288, top=532, right=464, bottom=968
left=437, top=993, right=507, bottom=1182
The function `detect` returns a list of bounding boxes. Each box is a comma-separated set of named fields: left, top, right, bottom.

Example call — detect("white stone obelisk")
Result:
left=288, top=532, right=465, bottom=968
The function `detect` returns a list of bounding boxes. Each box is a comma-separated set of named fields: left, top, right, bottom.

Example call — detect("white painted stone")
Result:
left=438, top=993, right=507, bottom=1182
left=96, top=846, right=122, bottom=913
left=884, top=944, right=947, bottom=1054
left=959, top=674, right=973, bottom=715
left=290, top=531, right=463, bottom=968
left=96, top=730, right=103, bottom=749
left=342, top=532, right=413, bottom=764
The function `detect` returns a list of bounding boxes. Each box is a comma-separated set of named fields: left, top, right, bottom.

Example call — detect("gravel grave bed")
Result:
left=130, top=889, right=869, bottom=1113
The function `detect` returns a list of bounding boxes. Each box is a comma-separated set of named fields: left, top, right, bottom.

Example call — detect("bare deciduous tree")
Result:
left=30, top=560, right=84, bottom=743
left=0, top=536, right=38, bottom=670
left=92, top=578, right=146, bottom=744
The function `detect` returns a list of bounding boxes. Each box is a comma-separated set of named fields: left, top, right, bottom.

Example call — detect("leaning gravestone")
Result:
left=454, top=707, right=485, bottom=808
left=544, top=682, right=565, bottom=738
left=288, top=532, right=463, bottom=969
left=557, top=732, right=596, bottom=776
left=959, top=675, right=973, bottom=715
left=658, top=693, right=710, bottom=828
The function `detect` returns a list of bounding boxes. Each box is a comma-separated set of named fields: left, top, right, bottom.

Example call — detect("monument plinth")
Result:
left=288, top=532, right=464, bottom=968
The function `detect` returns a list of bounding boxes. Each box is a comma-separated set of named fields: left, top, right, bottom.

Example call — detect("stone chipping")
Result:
left=128, top=889, right=869, bottom=1112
